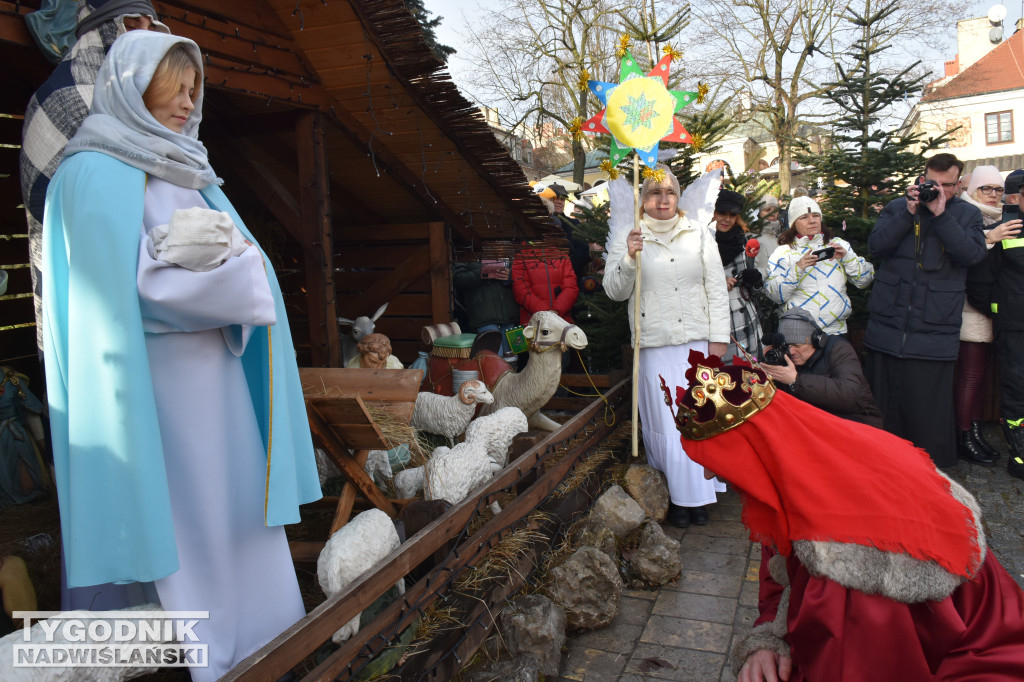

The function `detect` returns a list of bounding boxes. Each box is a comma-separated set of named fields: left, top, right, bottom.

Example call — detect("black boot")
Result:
left=957, top=430, right=996, bottom=466
left=1003, top=422, right=1024, bottom=481
left=666, top=503, right=690, bottom=528
left=969, top=421, right=1000, bottom=460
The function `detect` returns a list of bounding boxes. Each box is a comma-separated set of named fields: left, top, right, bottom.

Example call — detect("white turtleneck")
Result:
left=642, top=214, right=680, bottom=234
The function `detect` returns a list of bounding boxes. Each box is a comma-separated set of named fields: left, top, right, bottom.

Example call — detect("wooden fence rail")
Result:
left=225, top=378, right=629, bottom=681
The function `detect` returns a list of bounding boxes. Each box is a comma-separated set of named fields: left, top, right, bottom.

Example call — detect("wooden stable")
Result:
left=0, top=0, right=554, bottom=378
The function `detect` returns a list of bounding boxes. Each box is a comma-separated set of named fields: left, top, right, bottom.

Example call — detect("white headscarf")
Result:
left=64, top=31, right=220, bottom=189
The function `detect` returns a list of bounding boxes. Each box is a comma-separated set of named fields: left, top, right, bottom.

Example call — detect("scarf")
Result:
left=961, top=192, right=1001, bottom=225
left=714, top=223, right=745, bottom=264
left=672, top=354, right=983, bottom=580
left=63, top=31, right=221, bottom=190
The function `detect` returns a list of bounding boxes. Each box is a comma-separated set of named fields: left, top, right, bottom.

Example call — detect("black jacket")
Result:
left=787, top=336, right=883, bottom=428
left=453, top=262, right=520, bottom=331
left=864, top=196, right=986, bottom=361
left=967, top=218, right=1024, bottom=332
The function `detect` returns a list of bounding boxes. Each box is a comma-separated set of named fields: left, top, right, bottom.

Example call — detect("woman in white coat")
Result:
left=603, top=167, right=731, bottom=527
left=764, top=196, right=874, bottom=335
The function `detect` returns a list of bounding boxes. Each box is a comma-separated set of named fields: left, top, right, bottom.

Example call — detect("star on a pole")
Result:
left=580, top=50, right=699, bottom=167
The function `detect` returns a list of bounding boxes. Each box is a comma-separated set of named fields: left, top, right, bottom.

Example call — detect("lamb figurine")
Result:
left=317, top=509, right=404, bottom=644
left=424, top=441, right=494, bottom=506
left=394, top=466, right=425, bottom=499
left=410, top=379, right=494, bottom=445
left=464, top=406, right=529, bottom=471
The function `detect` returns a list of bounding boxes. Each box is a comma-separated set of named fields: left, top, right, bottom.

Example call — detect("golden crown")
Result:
left=661, top=353, right=776, bottom=441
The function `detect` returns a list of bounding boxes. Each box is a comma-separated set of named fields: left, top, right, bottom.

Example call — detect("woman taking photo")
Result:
left=955, top=165, right=1017, bottom=464
left=42, top=32, right=321, bottom=680
left=713, top=189, right=765, bottom=360
left=764, top=196, right=874, bottom=335
left=603, top=167, right=730, bottom=528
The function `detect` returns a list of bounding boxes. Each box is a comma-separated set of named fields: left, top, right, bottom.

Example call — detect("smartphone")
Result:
left=1002, top=204, right=1021, bottom=223
left=812, top=246, right=835, bottom=260
left=480, top=259, right=510, bottom=279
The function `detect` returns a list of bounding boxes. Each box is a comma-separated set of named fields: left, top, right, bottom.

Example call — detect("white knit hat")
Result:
left=787, top=196, right=821, bottom=221
left=966, top=165, right=1004, bottom=197
left=759, top=195, right=780, bottom=209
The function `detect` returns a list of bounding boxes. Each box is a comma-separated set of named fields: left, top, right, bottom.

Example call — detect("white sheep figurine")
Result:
left=0, top=604, right=170, bottom=682
left=464, top=406, right=529, bottom=471
left=394, top=466, right=425, bottom=499
left=410, top=379, right=493, bottom=445
left=424, top=440, right=494, bottom=506
left=317, top=509, right=403, bottom=644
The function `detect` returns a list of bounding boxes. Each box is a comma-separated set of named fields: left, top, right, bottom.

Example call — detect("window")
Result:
left=986, top=111, right=1013, bottom=144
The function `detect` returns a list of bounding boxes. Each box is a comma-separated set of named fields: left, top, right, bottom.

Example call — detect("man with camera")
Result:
left=761, top=309, right=882, bottom=427
left=864, top=153, right=986, bottom=468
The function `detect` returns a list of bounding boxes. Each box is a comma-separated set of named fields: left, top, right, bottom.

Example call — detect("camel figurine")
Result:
left=477, top=310, right=588, bottom=431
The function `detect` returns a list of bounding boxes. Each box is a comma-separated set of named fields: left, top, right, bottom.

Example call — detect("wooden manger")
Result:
left=293, top=367, right=424, bottom=561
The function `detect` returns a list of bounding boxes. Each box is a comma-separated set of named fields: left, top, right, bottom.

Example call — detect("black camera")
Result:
left=909, top=179, right=941, bottom=203
left=763, top=346, right=790, bottom=366
left=812, top=246, right=835, bottom=260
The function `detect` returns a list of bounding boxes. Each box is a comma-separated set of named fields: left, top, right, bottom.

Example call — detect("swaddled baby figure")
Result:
left=148, top=206, right=249, bottom=271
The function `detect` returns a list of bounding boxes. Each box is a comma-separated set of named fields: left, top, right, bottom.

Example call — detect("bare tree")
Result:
left=459, top=0, right=623, bottom=183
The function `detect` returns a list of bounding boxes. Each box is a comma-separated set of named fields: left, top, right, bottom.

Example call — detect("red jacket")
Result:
left=511, top=248, right=578, bottom=324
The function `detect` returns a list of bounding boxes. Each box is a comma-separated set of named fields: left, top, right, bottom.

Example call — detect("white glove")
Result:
left=605, top=177, right=635, bottom=255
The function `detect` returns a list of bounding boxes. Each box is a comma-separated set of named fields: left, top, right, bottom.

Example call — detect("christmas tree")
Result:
left=794, top=0, right=952, bottom=333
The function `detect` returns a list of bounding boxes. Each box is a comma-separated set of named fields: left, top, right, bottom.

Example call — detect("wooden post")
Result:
left=297, top=111, right=341, bottom=367
left=632, top=154, right=642, bottom=458
left=428, top=221, right=450, bottom=324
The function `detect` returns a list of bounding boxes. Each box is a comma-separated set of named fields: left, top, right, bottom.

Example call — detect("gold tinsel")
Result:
left=697, top=82, right=709, bottom=105
left=569, top=116, right=584, bottom=141
left=640, top=166, right=666, bottom=183
left=662, top=44, right=683, bottom=61
left=576, top=68, right=590, bottom=92
left=599, top=159, right=621, bottom=180
left=616, top=35, right=632, bottom=58
left=691, top=133, right=705, bottom=151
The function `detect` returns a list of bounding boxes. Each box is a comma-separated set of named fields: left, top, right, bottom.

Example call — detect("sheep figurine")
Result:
left=464, top=406, right=529, bottom=471
left=317, top=509, right=403, bottom=644
left=364, top=449, right=393, bottom=488
left=394, top=466, right=425, bottom=499
left=410, top=379, right=494, bottom=445
left=0, top=604, right=170, bottom=682
left=424, top=440, right=494, bottom=506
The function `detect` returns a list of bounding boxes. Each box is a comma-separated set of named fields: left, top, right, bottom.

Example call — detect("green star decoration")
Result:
left=620, top=93, right=660, bottom=132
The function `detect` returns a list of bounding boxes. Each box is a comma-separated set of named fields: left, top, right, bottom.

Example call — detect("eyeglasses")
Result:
left=978, top=185, right=1005, bottom=196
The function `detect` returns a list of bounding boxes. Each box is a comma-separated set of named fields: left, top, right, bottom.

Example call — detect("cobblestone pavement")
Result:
left=558, top=428, right=1024, bottom=681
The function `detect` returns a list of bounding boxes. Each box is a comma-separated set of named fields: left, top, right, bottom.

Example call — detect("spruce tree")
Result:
left=404, top=0, right=455, bottom=62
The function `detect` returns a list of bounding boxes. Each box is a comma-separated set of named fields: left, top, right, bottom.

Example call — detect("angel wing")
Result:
left=679, top=168, right=724, bottom=231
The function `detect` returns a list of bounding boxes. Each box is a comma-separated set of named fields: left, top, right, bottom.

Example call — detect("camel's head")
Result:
left=524, top=310, right=588, bottom=352
left=458, top=380, right=495, bottom=406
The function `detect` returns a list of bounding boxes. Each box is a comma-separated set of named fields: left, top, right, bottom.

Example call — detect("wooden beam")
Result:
left=157, top=0, right=295, bottom=40
left=352, top=245, right=432, bottom=320
left=428, top=222, right=450, bottom=324
left=0, top=2, right=32, bottom=47
left=297, top=111, right=341, bottom=367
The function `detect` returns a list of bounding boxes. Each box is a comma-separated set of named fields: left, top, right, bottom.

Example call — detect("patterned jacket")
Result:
left=764, top=234, right=874, bottom=335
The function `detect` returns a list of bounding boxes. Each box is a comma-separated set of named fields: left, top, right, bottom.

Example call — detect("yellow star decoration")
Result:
left=569, top=116, right=584, bottom=141
left=641, top=166, right=666, bottom=184
left=697, top=82, right=710, bottom=105
left=599, top=159, right=621, bottom=180
left=577, top=68, right=590, bottom=92
left=662, top=44, right=683, bottom=61
left=616, top=34, right=632, bottom=58
left=691, top=133, right=705, bottom=151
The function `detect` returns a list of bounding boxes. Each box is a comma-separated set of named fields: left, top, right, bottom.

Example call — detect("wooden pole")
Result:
left=632, top=154, right=642, bottom=458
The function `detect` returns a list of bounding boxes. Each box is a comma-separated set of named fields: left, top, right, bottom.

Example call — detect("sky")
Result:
left=423, top=0, right=1023, bottom=110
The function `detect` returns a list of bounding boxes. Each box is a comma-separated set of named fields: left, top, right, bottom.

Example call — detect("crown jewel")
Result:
left=660, top=351, right=775, bottom=440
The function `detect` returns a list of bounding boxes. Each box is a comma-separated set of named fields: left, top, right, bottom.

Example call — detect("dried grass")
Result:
left=404, top=602, right=462, bottom=658
left=453, top=525, right=545, bottom=594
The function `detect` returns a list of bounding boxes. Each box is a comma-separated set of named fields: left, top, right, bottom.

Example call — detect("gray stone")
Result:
left=498, top=594, right=567, bottom=676
left=624, top=464, right=669, bottom=522
left=549, top=546, right=624, bottom=630
left=589, top=485, right=645, bottom=538
left=464, top=654, right=541, bottom=682
left=628, top=521, right=682, bottom=587
left=577, top=518, right=618, bottom=563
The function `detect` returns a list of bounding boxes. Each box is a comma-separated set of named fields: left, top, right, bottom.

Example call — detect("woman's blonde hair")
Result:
left=142, top=44, right=201, bottom=113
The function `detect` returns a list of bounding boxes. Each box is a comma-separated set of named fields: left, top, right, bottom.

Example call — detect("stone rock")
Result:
left=464, top=654, right=541, bottom=682
left=497, top=594, right=566, bottom=676
left=577, top=519, right=618, bottom=563
left=589, top=485, right=645, bottom=538
left=548, top=546, right=623, bottom=630
left=623, top=464, right=669, bottom=522
left=628, top=521, right=682, bottom=587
